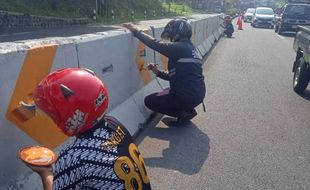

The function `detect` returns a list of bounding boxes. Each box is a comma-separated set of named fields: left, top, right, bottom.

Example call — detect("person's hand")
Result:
left=24, top=163, right=53, bottom=178
left=147, top=63, right=159, bottom=75
left=24, top=163, right=54, bottom=190
left=122, top=23, right=138, bottom=33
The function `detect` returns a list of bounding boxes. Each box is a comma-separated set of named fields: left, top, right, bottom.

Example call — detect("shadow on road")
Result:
left=279, top=33, right=296, bottom=38
left=141, top=118, right=210, bottom=175
left=224, top=36, right=235, bottom=39
left=253, top=27, right=274, bottom=30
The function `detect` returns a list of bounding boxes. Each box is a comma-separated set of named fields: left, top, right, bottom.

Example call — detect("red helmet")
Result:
left=33, top=68, right=109, bottom=136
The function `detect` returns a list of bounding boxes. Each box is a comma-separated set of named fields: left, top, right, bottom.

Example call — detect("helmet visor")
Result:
left=161, top=28, right=170, bottom=40
left=33, top=81, right=61, bottom=125
left=161, top=21, right=175, bottom=40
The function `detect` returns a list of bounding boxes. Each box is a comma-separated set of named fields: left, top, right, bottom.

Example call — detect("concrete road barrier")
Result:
left=0, top=14, right=222, bottom=189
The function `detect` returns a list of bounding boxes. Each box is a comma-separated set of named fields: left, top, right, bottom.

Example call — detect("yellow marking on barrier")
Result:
left=135, top=30, right=152, bottom=84
left=160, top=55, right=168, bottom=71
left=6, top=44, right=67, bottom=149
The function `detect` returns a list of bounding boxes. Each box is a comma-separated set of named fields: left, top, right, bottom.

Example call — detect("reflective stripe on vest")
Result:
left=178, top=58, right=202, bottom=64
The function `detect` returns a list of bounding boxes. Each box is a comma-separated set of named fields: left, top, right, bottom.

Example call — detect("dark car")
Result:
left=274, top=3, right=310, bottom=34
left=251, top=7, right=275, bottom=28
left=292, top=26, right=310, bottom=93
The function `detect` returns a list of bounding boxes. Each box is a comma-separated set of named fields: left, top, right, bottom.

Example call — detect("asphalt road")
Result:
left=136, top=22, right=310, bottom=190
left=0, top=25, right=117, bottom=43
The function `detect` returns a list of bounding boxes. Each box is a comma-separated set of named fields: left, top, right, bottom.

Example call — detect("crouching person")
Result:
left=221, top=15, right=234, bottom=38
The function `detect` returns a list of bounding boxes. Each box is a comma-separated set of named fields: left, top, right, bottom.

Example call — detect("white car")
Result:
left=243, top=8, right=255, bottom=22
left=252, top=7, right=275, bottom=28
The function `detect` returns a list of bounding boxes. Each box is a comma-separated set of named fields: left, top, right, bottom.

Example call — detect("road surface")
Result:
left=0, top=25, right=117, bottom=43
left=136, top=22, right=310, bottom=190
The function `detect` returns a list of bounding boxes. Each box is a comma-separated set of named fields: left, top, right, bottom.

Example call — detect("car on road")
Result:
left=251, top=7, right=275, bottom=28
left=292, top=26, right=310, bottom=93
left=274, top=3, right=310, bottom=34
left=243, top=8, right=255, bottom=22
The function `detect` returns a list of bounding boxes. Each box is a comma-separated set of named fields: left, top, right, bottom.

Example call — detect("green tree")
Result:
left=223, top=0, right=239, bottom=15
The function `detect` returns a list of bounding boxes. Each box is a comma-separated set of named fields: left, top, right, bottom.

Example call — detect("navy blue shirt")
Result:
left=225, top=23, right=234, bottom=34
left=53, top=116, right=151, bottom=190
left=135, top=31, right=206, bottom=104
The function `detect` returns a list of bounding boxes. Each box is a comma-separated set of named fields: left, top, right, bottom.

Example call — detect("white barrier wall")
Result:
left=0, top=14, right=222, bottom=189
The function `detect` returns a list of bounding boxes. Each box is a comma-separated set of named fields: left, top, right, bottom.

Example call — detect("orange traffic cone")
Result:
left=237, top=16, right=243, bottom=30
left=236, top=16, right=240, bottom=25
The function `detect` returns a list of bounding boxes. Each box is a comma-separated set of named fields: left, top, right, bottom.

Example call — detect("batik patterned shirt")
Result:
left=53, top=116, right=151, bottom=190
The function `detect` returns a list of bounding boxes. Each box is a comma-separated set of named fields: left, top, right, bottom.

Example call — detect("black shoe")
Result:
left=162, top=117, right=191, bottom=127
left=167, top=119, right=191, bottom=127
left=177, top=109, right=197, bottom=123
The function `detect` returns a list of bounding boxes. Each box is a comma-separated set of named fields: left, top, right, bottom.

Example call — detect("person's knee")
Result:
left=144, top=95, right=153, bottom=110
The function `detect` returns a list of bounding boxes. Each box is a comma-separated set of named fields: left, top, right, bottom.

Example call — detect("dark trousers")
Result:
left=224, top=30, right=233, bottom=37
left=144, top=88, right=200, bottom=118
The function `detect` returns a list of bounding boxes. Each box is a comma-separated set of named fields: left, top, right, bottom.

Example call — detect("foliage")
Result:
left=275, top=0, right=287, bottom=8
left=223, top=0, right=239, bottom=16
left=100, top=2, right=196, bottom=24
left=225, top=8, right=239, bottom=16
left=0, top=0, right=198, bottom=24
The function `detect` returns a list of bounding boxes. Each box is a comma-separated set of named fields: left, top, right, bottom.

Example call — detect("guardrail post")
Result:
left=131, top=10, right=134, bottom=20
left=111, top=10, right=114, bottom=20
left=92, top=9, right=97, bottom=21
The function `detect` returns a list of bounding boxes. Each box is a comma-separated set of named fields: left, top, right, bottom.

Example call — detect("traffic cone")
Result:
left=236, top=16, right=240, bottom=26
left=237, top=16, right=243, bottom=30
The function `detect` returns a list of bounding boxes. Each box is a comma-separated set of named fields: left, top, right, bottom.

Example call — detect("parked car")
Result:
left=274, top=3, right=310, bottom=34
left=251, top=7, right=275, bottom=28
left=243, top=8, right=255, bottom=22
left=292, top=26, right=310, bottom=93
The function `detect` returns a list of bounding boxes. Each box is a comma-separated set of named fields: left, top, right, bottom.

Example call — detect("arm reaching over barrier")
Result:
left=123, top=23, right=185, bottom=59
